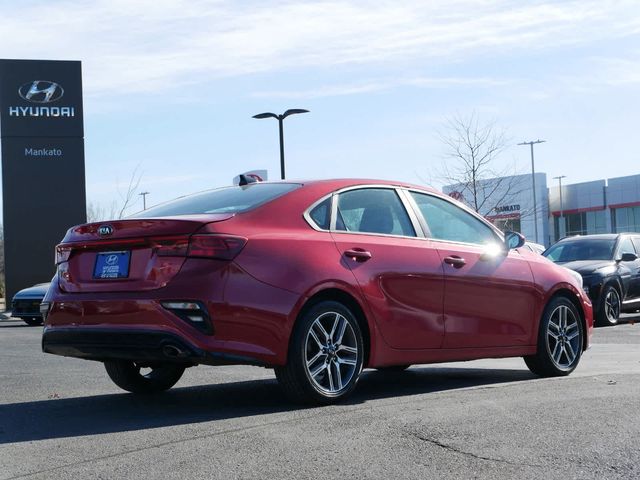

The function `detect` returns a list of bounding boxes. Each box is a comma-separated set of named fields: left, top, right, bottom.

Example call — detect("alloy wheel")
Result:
left=604, top=289, right=621, bottom=324
left=546, top=304, right=581, bottom=370
left=304, top=311, right=359, bottom=394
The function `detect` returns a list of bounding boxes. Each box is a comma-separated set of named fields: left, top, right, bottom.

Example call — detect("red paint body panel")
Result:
left=331, top=232, right=445, bottom=349
left=43, top=179, right=593, bottom=369
left=436, top=243, right=537, bottom=348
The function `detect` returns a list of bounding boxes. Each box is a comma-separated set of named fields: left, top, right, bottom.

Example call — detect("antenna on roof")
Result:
left=238, top=174, right=258, bottom=186
left=233, top=170, right=268, bottom=186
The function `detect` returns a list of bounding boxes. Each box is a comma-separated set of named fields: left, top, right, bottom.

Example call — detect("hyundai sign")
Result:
left=0, top=59, right=86, bottom=300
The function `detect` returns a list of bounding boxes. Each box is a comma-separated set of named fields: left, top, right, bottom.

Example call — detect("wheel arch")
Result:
left=290, top=287, right=372, bottom=367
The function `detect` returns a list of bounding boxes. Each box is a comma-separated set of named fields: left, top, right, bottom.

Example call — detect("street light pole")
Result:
left=253, top=109, right=309, bottom=180
left=518, top=139, right=546, bottom=243
left=139, top=191, right=150, bottom=210
left=553, top=175, right=567, bottom=239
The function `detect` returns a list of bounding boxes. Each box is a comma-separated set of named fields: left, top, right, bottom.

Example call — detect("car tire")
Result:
left=275, top=301, right=364, bottom=404
left=376, top=365, right=411, bottom=372
left=524, top=296, right=583, bottom=377
left=22, top=318, right=43, bottom=326
left=596, top=284, right=621, bottom=327
left=104, top=360, right=185, bottom=394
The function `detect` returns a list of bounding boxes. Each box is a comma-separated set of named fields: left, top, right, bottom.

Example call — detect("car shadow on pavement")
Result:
left=0, top=366, right=535, bottom=445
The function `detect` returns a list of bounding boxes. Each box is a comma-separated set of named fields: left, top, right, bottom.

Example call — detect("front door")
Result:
left=408, top=191, right=537, bottom=349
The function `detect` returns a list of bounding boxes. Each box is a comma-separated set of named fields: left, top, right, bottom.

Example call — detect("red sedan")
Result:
left=42, top=179, right=593, bottom=403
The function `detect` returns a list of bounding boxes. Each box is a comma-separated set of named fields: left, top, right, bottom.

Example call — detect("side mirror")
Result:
left=619, top=252, right=638, bottom=262
left=505, top=231, right=525, bottom=250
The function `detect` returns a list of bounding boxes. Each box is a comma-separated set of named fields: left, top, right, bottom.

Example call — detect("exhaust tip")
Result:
left=162, top=344, right=188, bottom=358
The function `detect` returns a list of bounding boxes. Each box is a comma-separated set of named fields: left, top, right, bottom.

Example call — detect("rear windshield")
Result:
left=543, top=238, right=616, bottom=262
left=132, top=183, right=301, bottom=218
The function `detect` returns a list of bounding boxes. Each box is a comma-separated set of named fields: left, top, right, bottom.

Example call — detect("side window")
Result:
left=308, top=197, right=331, bottom=230
left=618, top=237, right=636, bottom=257
left=410, top=192, right=498, bottom=245
left=336, top=188, right=416, bottom=237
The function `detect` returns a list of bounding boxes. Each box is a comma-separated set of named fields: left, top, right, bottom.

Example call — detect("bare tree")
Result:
left=117, top=164, right=143, bottom=219
left=86, top=200, right=119, bottom=223
left=86, top=165, right=143, bottom=223
left=438, top=113, right=524, bottom=215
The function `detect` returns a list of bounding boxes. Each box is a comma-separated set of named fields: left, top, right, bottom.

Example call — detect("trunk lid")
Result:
left=57, top=215, right=233, bottom=293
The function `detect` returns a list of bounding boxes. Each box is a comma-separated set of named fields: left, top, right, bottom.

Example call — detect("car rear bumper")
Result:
left=42, top=261, right=302, bottom=366
left=42, top=327, right=268, bottom=366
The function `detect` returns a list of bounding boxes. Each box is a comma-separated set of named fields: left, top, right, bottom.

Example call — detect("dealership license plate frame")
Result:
left=93, top=251, right=131, bottom=279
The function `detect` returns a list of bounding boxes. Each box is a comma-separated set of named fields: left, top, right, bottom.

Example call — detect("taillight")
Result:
left=55, top=245, right=72, bottom=264
left=187, top=235, right=247, bottom=260
left=54, top=234, right=247, bottom=263
left=150, top=236, right=189, bottom=257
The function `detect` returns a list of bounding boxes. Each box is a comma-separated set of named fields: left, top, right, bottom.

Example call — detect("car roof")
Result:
left=275, top=178, right=440, bottom=193
left=557, top=234, right=619, bottom=243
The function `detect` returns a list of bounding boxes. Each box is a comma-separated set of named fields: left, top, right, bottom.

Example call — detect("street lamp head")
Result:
left=252, top=112, right=278, bottom=120
left=553, top=175, right=567, bottom=180
left=282, top=108, right=309, bottom=119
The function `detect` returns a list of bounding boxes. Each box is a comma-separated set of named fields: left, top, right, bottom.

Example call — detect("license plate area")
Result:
left=93, top=251, right=131, bottom=279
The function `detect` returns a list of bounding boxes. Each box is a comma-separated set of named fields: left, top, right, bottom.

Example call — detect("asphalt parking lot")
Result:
left=1, top=315, right=639, bottom=480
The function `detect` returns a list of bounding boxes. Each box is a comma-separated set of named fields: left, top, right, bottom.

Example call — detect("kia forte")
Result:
left=42, top=179, right=593, bottom=403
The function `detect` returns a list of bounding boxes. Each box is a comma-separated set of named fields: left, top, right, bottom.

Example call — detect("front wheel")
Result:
left=596, top=285, right=621, bottom=327
left=104, top=360, right=185, bottom=394
left=275, top=301, right=364, bottom=404
left=524, top=296, right=583, bottom=377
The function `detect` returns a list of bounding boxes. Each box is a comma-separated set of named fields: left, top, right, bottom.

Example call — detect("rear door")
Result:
left=329, top=187, right=445, bottom=349
left=408, top=191, right=537, bottom=349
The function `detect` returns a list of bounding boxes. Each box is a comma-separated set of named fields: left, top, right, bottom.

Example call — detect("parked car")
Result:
left=523, top=241, right=546, bottom=254
left=543, top=234, right=640, bottom=326
left=42, top=179, right=592, bottom=404
left=11, top=283, right=50, bottom=326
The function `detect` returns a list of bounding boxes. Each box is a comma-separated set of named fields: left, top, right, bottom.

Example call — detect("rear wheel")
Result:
left=104, top=360, right=185, bottom=394
left=524, top=296, right=583, bottom=377
left=22, top=318, right=43, bottom=326
left=596, top=285, right=621, bottom=327
left=275, top=301, right=364, bottom=404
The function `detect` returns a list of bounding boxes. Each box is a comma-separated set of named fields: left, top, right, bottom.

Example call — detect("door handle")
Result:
left=443, top=255, right=466, bottom=268
left=344, top=249, right=372, bottom=262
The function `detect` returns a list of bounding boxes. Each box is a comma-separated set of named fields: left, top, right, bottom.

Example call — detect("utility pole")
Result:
left=139, top=191, right=150, bottom=210
left=518, top=139, right=546, bottom=243
left=553, top=175, right=566, bottom=240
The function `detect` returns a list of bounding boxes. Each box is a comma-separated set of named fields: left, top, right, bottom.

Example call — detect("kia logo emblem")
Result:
left=97, top=225, right=113, bottom=236
left=18, top=80, right=64, bottom=103
left=105, top=254, right=119, bottom=266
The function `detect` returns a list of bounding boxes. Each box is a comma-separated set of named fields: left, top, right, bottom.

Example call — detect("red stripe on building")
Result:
left=486, top=213, right=521, bottom=220
left=608, top=201, right=640, bottom=210
left=551, top=206, right=604, bottom=217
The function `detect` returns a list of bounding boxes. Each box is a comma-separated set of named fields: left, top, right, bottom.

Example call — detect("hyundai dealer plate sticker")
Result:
left=93, top=251, right=130, bottom=279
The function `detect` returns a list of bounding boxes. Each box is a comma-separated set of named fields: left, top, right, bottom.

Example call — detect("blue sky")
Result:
left=1, top=0, right=639, bottom=216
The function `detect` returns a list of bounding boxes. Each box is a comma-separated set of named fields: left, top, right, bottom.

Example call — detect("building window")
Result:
left=613, top=206, right=640, bottom=233
left=492, top=217, right=521, bottom=233
left=555, top=210, right=606, bottom=240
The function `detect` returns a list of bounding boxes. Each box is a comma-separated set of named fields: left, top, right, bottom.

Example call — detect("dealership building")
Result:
left=444, top=172, right=640, bottom=247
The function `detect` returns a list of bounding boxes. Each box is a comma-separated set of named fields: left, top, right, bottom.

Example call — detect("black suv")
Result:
left=544, top=234, right=640, bottom=326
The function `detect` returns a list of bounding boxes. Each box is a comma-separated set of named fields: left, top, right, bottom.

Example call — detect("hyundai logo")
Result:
left=97, top=225, right=114, bottom=236
left=105, top=254, right=119, bottom=266
left=18, top=80, right=64, bottom=103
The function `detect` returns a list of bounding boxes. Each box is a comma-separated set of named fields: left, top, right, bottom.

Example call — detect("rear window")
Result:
left=132, top=183, right=301, bottom=218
